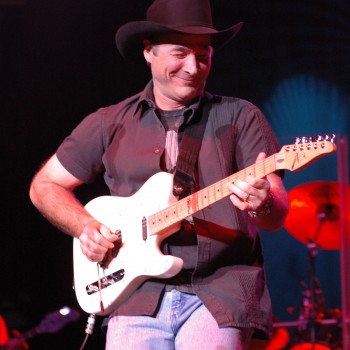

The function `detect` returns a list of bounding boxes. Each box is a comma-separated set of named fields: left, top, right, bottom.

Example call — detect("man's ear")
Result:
left=143, top=40, right=152, bottom=64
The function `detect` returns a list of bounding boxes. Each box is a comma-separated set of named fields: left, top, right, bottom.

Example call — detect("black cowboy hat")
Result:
left=115, top=0, right=243, bottom=61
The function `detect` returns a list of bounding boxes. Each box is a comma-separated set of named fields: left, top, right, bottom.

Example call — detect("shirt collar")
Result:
left=132, top=80, right=215, bottom=121
left=132, top=81, right=156, bottom=118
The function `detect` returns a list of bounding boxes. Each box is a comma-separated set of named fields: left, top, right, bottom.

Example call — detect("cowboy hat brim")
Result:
left=115, top=21, right=243, bottom=61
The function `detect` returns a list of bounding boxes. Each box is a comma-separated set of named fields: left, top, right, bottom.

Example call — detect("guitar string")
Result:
left=148, top=141, right=332, bottom=235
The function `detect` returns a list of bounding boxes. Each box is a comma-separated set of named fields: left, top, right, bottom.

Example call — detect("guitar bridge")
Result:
left=86, top=269, right=125, bottom=295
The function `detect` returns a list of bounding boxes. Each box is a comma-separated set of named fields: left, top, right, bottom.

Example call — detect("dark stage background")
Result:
left=1, top=1, right=349, bottom=349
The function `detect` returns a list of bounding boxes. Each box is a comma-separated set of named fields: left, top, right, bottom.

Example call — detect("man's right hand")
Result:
left=79, top=220, right=119, bottom=262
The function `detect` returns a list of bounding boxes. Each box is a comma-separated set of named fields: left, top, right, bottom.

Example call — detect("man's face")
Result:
left=143, top=33, right=213, bottom=110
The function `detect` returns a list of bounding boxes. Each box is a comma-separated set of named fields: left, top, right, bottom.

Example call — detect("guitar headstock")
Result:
left=276, top=134, right=337, bottom=172
left=36, top=306, right=80, bottom=335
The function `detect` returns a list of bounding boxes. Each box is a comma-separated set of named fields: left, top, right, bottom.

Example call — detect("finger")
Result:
left=246, top=176, right=270, bottom=192
left=227, top=180, right=250, bottom=203
left=255, top=151, right=267, bottom=163
left=79, top=238, right=106, bottom=262
left=81, top=247, right=106, bottom=263
left=82, top=221, right=116, bottom=247
left=99, top=224, right=120, bottom=243
left=79, top=232, right=109, bottom=253
left=80, top=231, right=115, bottom=263
left=229, top=192, right=250, bottom=211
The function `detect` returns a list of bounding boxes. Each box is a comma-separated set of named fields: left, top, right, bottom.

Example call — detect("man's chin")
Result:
left=176, top=86, right=202, bottom=102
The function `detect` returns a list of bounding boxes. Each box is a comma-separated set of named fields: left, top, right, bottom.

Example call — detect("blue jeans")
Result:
left=105, top=289, right=253, bottom=349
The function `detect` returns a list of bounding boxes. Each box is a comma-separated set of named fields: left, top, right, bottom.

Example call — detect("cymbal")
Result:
left=284, top=181, right=349, bottom=250
left=290, top=344, right=330, bottom=350
left=248, top=324, right=289, bottom=350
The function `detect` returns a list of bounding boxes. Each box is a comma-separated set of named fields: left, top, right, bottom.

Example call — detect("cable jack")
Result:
left=79, top=314, right=96, bottom=350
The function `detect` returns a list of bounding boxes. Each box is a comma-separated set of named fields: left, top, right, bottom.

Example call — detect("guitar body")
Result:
left=73, top=172, right=183, bottom=316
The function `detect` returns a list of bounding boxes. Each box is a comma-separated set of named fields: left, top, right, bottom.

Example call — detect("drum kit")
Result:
left=249, top=180, right=347, bottom=350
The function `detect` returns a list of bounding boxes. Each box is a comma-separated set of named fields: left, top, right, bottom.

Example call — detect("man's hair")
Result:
left=151, top=44, right=159, bottom=56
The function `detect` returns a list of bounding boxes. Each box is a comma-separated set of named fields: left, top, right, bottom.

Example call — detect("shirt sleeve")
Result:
left=233, top=102, right=282, bottom=174
left=56, top=110, right=105, bottom=183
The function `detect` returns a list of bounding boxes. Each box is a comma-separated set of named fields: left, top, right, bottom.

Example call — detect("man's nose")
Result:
left=183, top=54, right=198, bottom=75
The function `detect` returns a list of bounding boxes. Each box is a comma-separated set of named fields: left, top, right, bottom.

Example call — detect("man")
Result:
left=29, top=0, right=289, bottom=349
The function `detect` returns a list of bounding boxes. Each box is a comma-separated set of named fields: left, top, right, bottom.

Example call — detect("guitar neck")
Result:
left=148, top=154, right=277, bottom=236
left=16, top=327, right=38, bottom=341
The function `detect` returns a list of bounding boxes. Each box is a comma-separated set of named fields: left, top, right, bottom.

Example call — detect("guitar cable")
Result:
left=79, top=232, right=122, bottom=349
left=79, top=313, right=96, bottom=350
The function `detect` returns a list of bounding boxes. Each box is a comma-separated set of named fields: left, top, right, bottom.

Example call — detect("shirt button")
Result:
left=154, top=148, right=160, bottom=154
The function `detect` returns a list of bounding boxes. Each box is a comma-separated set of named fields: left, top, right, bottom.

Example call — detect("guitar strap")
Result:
left=173, top=100, right=211, bottom=197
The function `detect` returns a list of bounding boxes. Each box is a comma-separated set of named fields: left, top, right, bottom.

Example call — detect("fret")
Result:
left=186, top=194, right=197, bottom=216
left=199, top=187, right=209, bottom=209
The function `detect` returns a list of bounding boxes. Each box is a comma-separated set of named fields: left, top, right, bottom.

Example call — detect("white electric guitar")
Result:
left=73, top=136, right=336, bottom=316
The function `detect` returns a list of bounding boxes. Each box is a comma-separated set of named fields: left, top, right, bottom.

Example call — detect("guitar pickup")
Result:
left=86, top=269, right=125, bottom=295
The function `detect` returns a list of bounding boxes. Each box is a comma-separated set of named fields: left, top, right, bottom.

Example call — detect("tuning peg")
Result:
left=294, top=133, right=335, bottom=145
left=323, top=134, right=336, bottom=142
